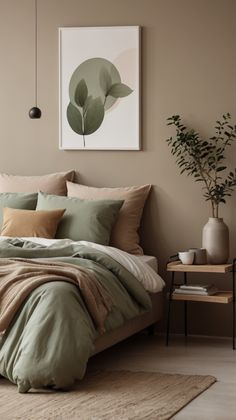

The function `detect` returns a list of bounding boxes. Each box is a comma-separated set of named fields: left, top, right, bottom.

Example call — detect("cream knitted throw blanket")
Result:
left=0, top=258, right=113, bottom=334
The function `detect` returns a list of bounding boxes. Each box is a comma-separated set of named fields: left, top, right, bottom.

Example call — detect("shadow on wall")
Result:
left=140, top=186, right=159, bottom=256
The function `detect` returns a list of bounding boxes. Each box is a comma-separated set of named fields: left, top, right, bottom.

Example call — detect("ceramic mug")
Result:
left=178, top=251, right=194, bottom=265
left=189, top=248, right=207, bottom=265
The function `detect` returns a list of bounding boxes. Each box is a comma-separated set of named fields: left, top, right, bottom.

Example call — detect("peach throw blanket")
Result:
left=0, top=258, right=113, bottom=334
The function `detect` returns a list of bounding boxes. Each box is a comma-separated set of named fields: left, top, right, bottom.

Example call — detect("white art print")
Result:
left=59, top=26, right=140, bottom=150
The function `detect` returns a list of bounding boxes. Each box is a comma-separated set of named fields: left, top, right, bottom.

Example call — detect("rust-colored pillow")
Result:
left=1, top=208, right=65, bottom=239
left=66, top=182, right=151, bottom=255
left=0, top=171, right=75, bottom=196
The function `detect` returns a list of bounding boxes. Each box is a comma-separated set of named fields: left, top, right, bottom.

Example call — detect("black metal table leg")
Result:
left=233, top=259, right=236, bottom=350
left=166, top=271, right=175, bottom=346
left=147, top=324, right=155, bottom=336
left=184, top=272, right=188, bottom=337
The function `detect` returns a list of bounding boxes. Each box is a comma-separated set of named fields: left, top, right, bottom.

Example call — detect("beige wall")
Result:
left=0, top=0, right=236, bottom=336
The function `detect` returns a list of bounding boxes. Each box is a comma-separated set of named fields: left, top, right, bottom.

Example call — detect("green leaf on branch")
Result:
left=216, top=166, right=227, bottom=172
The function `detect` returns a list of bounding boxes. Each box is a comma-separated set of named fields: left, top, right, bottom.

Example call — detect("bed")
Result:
left=0, top=174, right=165, bottom=392
left=0, top=237, right=164, bottom=393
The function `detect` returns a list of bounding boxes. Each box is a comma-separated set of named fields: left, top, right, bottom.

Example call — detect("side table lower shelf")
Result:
left=169, top=291, right=233, bottom=304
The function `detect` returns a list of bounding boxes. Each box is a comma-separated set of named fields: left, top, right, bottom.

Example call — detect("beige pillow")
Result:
left=1, top=208, right=65, bottom=239
left=0, top=171, right=75, bottom=196
left=67, top=182, right=151, bottom=255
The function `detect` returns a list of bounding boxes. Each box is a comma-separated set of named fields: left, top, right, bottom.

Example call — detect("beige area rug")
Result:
left=0, top=370, right=216, bottom=420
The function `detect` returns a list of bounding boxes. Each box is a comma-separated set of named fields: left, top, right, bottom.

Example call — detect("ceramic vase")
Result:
left=202, top=217, right=229, bottom=264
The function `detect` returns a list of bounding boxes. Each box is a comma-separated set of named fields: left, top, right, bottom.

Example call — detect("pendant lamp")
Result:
left=29, top=0, right=41, bottom=118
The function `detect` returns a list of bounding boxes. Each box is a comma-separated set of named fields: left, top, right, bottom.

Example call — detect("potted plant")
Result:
left=166, top=113, right=236, bottom=263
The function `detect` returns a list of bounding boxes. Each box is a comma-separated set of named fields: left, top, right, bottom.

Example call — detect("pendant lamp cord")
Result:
left=35, top=0, right=38, bottom=106
left=28, top=0, right=41, bottom=118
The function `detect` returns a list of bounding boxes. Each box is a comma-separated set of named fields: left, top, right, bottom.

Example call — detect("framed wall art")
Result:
left=59, top=26, right=140, bottom=150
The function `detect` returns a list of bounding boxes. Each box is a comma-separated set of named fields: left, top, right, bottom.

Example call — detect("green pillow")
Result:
left=0, top=192, right=38, bottom=228
left=36, top=191, right=123, bottom=245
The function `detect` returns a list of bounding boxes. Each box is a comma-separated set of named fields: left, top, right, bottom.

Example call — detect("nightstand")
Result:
left=166, top=260, right=236, bottom=349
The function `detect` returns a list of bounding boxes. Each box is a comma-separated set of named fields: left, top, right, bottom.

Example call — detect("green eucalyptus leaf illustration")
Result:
left=99, top=67, right=112, bottom=95
left=107, top=83, right=133, bottom=98
left=67, top=58, right=134, bottom=144
left=74, top=79, right=88, bottom=107
left=67, top=102, right=83, bottom=135
left=69, top=58, right=121, bottom=111
left=84, top=97, right=105, bottom=135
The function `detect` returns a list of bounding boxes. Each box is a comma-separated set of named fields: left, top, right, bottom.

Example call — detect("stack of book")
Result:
left=173, top=284, right=218, bottom=296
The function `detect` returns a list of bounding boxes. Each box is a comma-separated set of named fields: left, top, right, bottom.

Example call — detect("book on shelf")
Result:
left=173, top=286, right=218, bottom=296
left=179, top=284, right=214, bottom=292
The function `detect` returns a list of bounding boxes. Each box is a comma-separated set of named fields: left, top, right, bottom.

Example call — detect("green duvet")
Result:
left=0, top=239, right=151, bottom=393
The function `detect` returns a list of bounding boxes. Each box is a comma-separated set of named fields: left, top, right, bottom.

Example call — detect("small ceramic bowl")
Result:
left=178, top=251, right=194, bottom=265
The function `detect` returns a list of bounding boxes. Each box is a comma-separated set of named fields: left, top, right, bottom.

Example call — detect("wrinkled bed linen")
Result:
left=0, top=237, right=165, bottom=292
left=0, top=239, right=159, bottom=393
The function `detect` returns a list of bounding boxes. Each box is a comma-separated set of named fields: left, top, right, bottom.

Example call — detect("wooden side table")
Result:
left=166, top=260, right=236, bottom=349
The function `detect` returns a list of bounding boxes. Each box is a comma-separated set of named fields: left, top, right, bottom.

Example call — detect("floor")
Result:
left=88, top=333, right=236, bottom=419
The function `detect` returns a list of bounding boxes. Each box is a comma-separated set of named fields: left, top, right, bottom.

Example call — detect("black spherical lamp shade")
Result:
left=29, top=107, right=41, bottom=119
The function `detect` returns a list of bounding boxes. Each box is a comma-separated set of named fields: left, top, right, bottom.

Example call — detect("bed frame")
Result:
left=93, top=292, right=163, bottom=354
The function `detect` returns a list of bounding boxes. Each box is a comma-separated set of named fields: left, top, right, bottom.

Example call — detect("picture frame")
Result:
left=59, top=26, right=141, bottom=150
